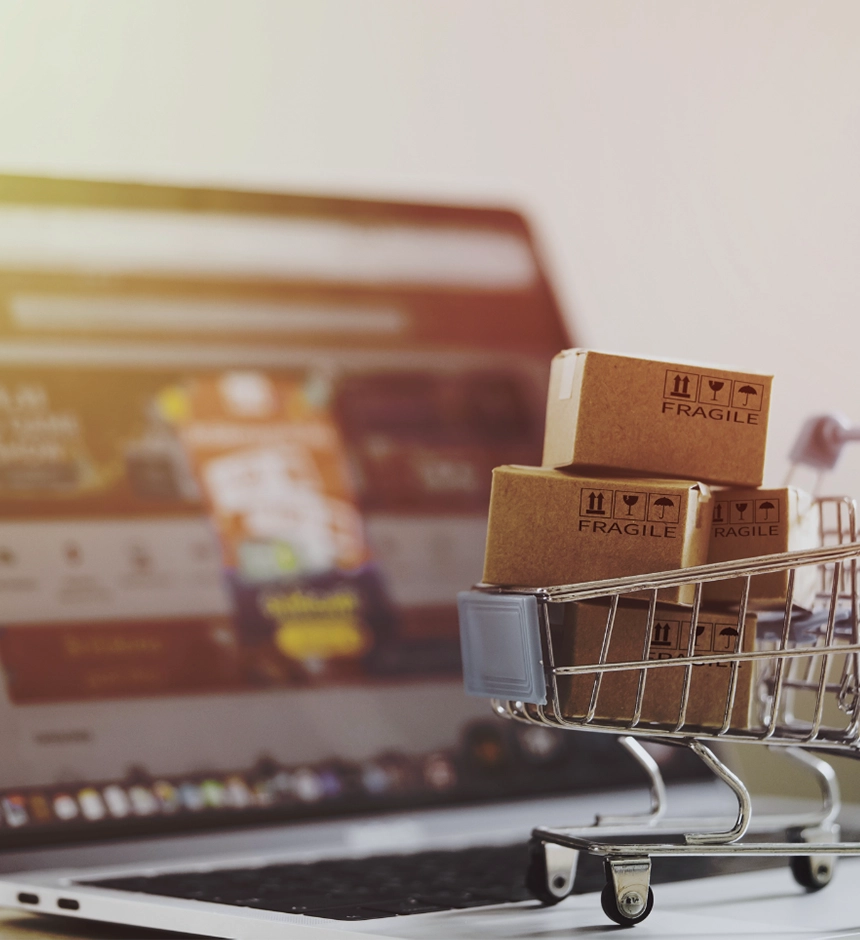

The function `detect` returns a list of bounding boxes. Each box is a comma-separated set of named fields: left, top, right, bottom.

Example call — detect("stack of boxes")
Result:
left=481, top=349, right=818, bottom=732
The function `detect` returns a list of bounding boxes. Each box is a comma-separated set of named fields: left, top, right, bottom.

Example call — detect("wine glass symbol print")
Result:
left=622, top=494, right=639, bottom=515
left=707, top=380, right=724, bottom=401
left=734, top=502, right=749, bottom=520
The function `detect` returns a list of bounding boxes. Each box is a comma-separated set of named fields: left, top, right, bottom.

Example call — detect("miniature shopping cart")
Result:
left=457, top=414, right=860, bottom=926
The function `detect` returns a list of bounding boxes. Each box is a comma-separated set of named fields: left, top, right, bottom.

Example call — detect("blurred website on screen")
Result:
left=0, top=178, right=683, bottom=846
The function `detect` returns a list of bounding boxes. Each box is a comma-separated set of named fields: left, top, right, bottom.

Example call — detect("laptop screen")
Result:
left=0, top=177, right=700, bottom=845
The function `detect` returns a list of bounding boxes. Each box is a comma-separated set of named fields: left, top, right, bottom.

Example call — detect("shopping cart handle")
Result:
left=788, top=413, right=860, bottom=471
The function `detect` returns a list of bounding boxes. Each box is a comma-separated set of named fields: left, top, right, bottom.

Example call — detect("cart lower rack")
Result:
left=457, top=496, right=860, bottom=925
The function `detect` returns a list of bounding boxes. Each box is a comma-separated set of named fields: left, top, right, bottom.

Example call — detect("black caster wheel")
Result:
left=789, top=854, right=834, bottom=892
left=525, top=837, right=568, bottom=906
left=600, top=882, right=654, bottom=927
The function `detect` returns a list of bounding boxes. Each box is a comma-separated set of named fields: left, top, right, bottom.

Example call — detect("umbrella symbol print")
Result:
left=653, top=497, right=674, bottom=519
left=759, top=500, right=775, bottom=520
left=737, top=384, right=758, bottom=407
left=622, top=494, right=639, bottom=515
left=718, top=626, right=740, bottom=650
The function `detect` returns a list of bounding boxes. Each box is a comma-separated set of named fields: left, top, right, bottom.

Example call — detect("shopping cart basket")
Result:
left=457, top=419, right=860, bottom=926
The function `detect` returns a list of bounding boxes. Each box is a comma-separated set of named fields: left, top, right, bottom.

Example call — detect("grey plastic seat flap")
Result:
left=457, top=591, right=546, bottom=704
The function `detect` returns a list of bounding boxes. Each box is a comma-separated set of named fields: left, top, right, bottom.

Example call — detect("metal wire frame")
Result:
left=479, top=503, right=860, bottom=752
left=467, top=496, right=860, bottom=912
left=532, top=740, right=840, bottom=842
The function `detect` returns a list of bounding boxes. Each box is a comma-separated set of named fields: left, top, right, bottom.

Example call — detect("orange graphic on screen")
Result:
left=162, top=371, right=370, bottom=581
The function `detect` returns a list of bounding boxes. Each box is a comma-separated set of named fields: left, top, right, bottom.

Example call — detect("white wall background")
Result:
left=1, top=0, right=859, bottom=491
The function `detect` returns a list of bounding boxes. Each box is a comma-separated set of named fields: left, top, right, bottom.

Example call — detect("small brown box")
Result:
left=556, top=599, right=760, bottom=731
left=481, top=466, right=712, bottom=605
left=706, top=487, right=819, bottom=610
left=542, top=349, right=772, bottom=487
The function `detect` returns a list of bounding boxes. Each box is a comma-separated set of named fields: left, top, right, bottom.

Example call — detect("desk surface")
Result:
left=0, top=908, right=199, bottom=939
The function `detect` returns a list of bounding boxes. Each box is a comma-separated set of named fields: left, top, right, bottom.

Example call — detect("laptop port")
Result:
left=17, top=893, right=39, bottom=905
left=57, top=898, right=80, bottom=910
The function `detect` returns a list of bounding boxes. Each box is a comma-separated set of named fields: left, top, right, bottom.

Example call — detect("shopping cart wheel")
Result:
left=788, top=824, right=838, bottom=892
left=600, top=883, right=654, bottom=927
left=601, top=858, right=653, bottom=926
left=525, top=836, right=577, bottom=905
left=789, top=854, right=835, bottom=892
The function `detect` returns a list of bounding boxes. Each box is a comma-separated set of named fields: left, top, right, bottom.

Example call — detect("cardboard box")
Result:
left=705, top=487, right=820, bottom=610
left=482, top=466, right=712, bottom=605
left=542, top=349, right=772, bottom=487
left=555, top=599, right=760, bottom=731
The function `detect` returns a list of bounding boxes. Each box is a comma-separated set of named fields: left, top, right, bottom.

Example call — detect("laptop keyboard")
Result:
left=84, top=841, right=783, bottom=921
left=85, top=843, right=538, bottom=921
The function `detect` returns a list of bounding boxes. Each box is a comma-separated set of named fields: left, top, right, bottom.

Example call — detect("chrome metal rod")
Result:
left=684, top=741, right=751, bottom=845
left=780, top=746, right=841, bottom=829
left=674, top=583, right=703, bottom=732
left=807, top=564, right=843, bottom=741
left=594, top=737, right=667, bottom=827
left=719, top=576, right=751, bottom=735
left=630, top=590, right=658, bottom=729
left=530, top=833, right=860, bottom=858
left=585, top=595, right=618, bottom=723
left=474, top=540, right=860, bottom=602
left=764, top=568, right=796, bottom=740
left=552, top=641, right=860, bottom=676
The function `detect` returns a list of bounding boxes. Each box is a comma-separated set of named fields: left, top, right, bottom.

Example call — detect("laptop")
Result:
left=0, top=174, right=724, bottom=938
